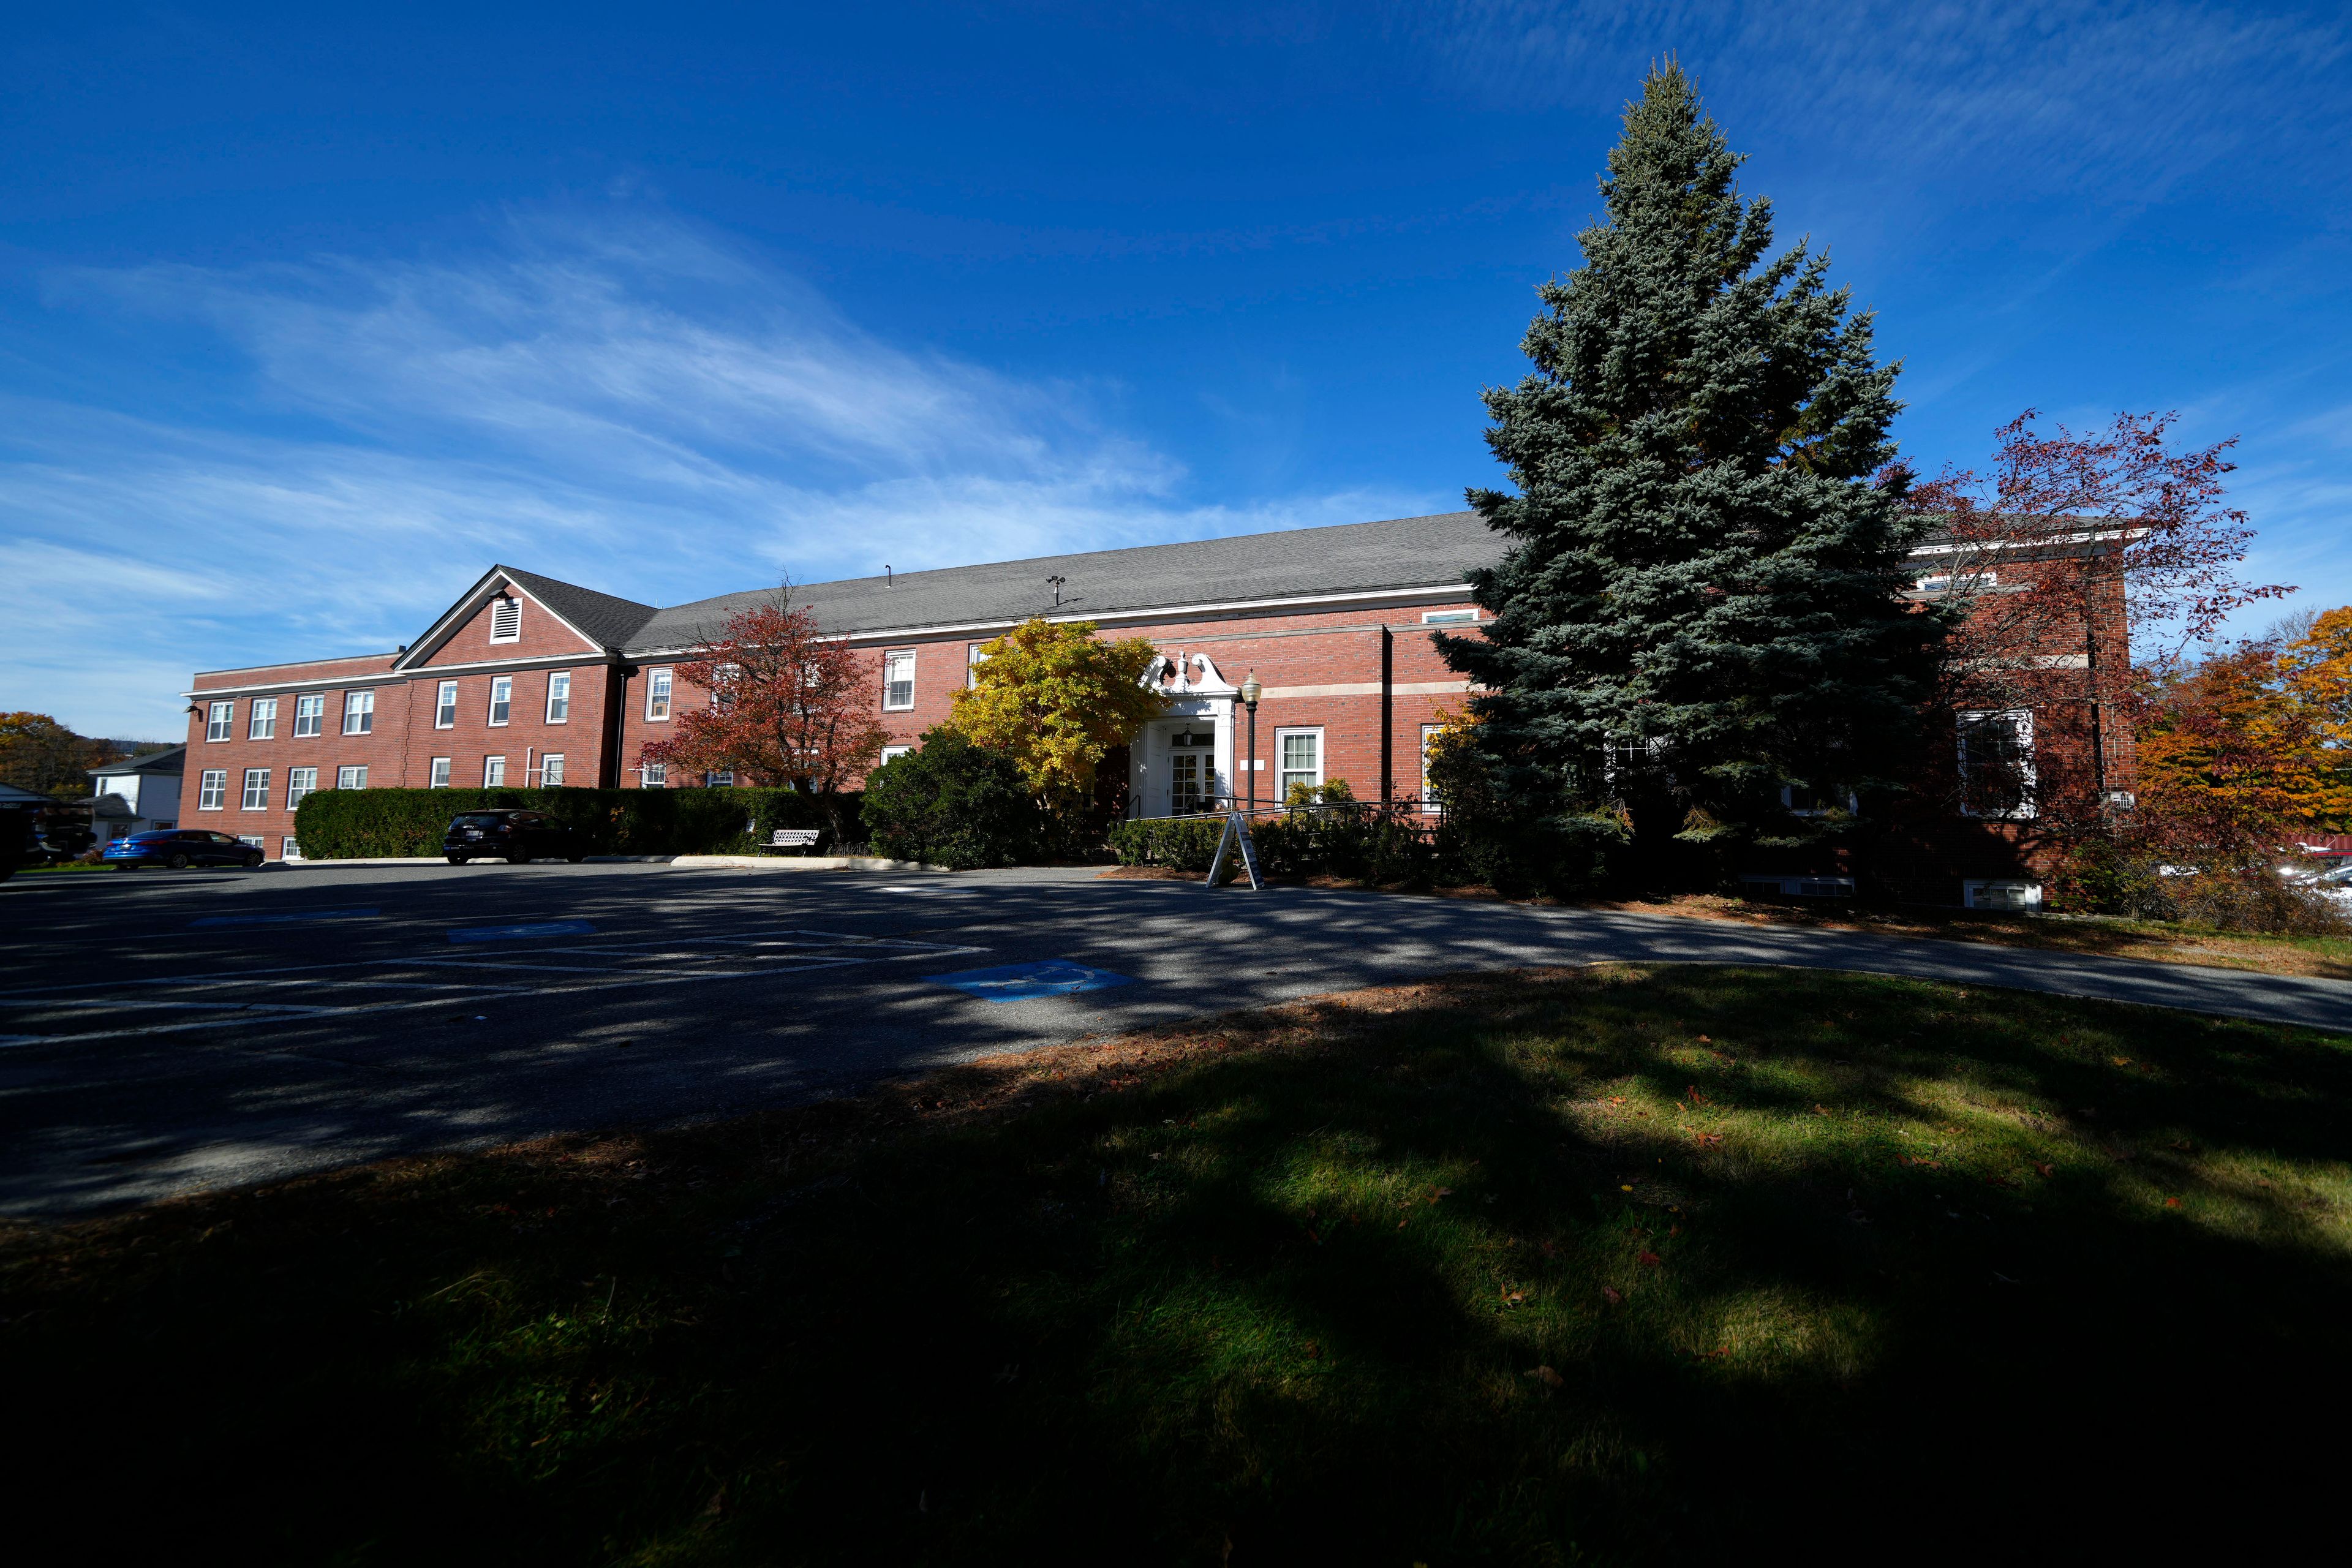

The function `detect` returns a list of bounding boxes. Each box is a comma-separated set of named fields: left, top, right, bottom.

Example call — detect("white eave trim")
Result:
left=390, top=571, right=608, bottom=672
left=186, top=650, right=606, bottom=699
left=620, top=581, right=1476, bottom=660
left=1910, top=526, right=2147, bottom=557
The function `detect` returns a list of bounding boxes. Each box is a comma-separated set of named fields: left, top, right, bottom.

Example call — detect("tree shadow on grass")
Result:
left=6, top=966, right=2349, bottom=1564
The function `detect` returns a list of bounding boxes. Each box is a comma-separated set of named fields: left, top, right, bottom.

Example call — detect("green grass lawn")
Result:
left=7, top=966, right=2350, bottom=1563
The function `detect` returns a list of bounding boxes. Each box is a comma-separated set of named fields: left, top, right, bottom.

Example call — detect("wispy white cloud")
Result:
left=1, top=210, right=1433, bottom=736
left=1404, top=1, right=2350, bottom=202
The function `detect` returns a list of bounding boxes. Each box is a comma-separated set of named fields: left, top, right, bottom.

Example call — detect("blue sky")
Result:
left=4, top=1, right=2346, bottom=737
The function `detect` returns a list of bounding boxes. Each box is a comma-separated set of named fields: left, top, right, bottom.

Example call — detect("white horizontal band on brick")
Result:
left=1256, top=679, right=1474, bottom=699
left=1955, top=654, right=2091, bottom=669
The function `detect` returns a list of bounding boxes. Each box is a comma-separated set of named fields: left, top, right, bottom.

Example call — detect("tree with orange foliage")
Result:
left=635, top=586, right=889, bottom=839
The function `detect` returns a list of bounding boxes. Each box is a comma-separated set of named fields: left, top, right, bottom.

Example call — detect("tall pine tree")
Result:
left=1440, top=66, right=1943, bottom=869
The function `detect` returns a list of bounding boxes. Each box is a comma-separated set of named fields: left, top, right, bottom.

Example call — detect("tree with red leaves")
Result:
left=1893, top=409, right=2293, bottom=832
left=635, top=586, right=889, bottom=839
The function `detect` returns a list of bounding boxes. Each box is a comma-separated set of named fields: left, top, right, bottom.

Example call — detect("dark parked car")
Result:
left=105, top=829, right=265, bottom=870
left=443, top=810, right=589, bottom=865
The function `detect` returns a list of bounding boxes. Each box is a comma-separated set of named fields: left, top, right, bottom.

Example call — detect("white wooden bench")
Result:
left=766, top=827, right=823, bottom=854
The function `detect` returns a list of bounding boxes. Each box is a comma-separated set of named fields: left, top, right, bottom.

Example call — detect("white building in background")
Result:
left=88, top=745, right=186, bottom=842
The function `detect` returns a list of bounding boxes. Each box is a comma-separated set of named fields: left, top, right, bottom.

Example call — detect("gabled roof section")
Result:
left=90, top=745, right=187, bottom=778
left=625, top=510, right=1499, bottom=652
left=392, top=565, right=656, bottom=670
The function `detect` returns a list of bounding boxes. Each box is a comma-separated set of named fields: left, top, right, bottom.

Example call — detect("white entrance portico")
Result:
left=1129, top=650, right=1240, bottom=819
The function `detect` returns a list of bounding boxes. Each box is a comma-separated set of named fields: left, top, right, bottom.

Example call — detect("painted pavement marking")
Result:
left=448, top=921, right=597, bottom=943
left=925, top=959, right=1134, bottom=1002
left=190, top=907, right=380, bottom=929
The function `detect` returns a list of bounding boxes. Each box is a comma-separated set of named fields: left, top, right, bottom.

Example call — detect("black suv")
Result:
left=443, top=810, right=590, bottom=865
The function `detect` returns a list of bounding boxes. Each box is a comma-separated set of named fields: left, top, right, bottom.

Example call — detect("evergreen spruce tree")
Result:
left=1439, top=65, right=1945, bottom=875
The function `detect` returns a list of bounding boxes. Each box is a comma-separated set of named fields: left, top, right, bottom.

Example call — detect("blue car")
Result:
left=105, top=829, right=266, bottom=871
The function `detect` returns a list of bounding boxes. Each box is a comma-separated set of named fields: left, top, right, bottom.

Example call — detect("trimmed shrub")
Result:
left=859, top=729, right=1041, bottom=870
left=1107, top=815, right=1227, bottom=872
left=293, top=787, right=856, bottom=861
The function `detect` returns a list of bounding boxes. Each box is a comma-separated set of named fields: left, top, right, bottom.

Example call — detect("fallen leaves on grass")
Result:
left=1602, top=1287, right=1623, bottom=1305
left=1526, top=1365, right=1564, bottom=1389
left=1637, top=1251, right=1663, bottom=1268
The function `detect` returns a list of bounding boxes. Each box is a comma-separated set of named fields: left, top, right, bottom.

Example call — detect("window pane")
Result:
left=241, top=769, right=270, bottom=809
left=547, top=672, right=570, bottom=722
left=287, top=767, right=317, bottom=808
left=489, top=677, right=511, bottom=725
left=483, top=756, right=505, bottom=787
left=294, top=694, right=324, bottom=736
left=336, top=765, right=368, bottom=790
left=543, top=753, right=566, bottom=786
left=249, top=698, right=277, bottom=739
left=437, top=681, right=458, bottom=727
left=206, top=701, right=233, bottom=742
left=648, top=669, right=673, bottom=720
left=198, top=770, right=226, bottom=810
left=884, top=652, right=914, bottom=709
left=429, top=757, right=451, bottom=788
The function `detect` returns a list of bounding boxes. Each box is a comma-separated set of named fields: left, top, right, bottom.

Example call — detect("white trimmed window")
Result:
left=198, top=769, right=227, bottom=810
left=642, top=761, right=667, bottom=788
left=483, top=755, right=507, bottom=787
left=240, top=768, right=271, bottom=810
left=881, top=744, right=913, bottom=763
left=1422, top=608, right=1478, bottom=625
left=542, top=753, right=567, bottom=786
left=647, top=668, right=673, bottom=721
left=342, top=690, right=374, bottom=735
left=435, top=680, right=458, bottom=728
left=705, top=769, right=734, bottom=787
left=546, top=671, right=571, bottom=723
left=206, top=701, right=234, bottom=742
left=336, top=764, right=368, bottom=790
left=429, top=756, right=452, bottom=788
left=282, top=837, right=302, bottom=861
left=287, top=767, right=318, bottom=809
left=1420, top=723, right=1442, bottom=808
left=489, top=595, right=521, bottom=643
left=293, top=693, right=325, bottom=737
left=1276, top=728, right=1324, bottom=799
left=967, top=641, right=989, bottom=688
left=235, top=835, right=265, bottom=850
left=249, top=698, right=278, bottom=740
left=1958, top=710, right=2037, bottom=820
left=488, top=676, right=512, bottom=727
left=883, top=650, right=915, bottom=710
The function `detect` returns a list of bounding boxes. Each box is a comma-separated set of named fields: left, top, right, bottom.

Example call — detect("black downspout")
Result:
left=601, top=663, right=632, bottom=790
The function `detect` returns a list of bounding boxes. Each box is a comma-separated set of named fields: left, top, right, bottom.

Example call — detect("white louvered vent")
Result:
left=489, top=595, right=522, bottom=643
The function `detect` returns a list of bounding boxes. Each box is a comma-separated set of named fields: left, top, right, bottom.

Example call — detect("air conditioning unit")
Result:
left=1740, top=875, right=1856, bottom=899
left=1963, top=879, right=2043, bottom=911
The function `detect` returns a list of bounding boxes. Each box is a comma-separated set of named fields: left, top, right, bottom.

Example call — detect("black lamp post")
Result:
left=1240, top=674, right=1261, bottom=812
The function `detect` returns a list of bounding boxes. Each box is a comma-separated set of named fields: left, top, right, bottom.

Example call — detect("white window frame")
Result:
left=488, top=675, right=512, bottom=728
left=489, top=594, right=522, bottom=644
left=967, top=641, right=989, bottom=689
left=1963, top=878, right=2044, bottom=911
left=282, top=837, right=301, bottom=861
left=1275, top=727, right=1324, bottom=800
left=197, top=769, right=227, bottom=811
left=286, top=767, right=318, bottom=809
left=293, top=693, right=324, bottom=737
left=249, top=697, right=277, bottom=740
left=240, top=768, right=271, bottom=810
left=641, top=761, right=667, bottom=788
left=1958, top=709, right=2037, bottom=821
left=205, top=701, right=234, bottom=742
left=235, top=834, right=266, bottom=851
left=546, top=671, right=571, bottom=724
left=883, top=650, right=915, bottom=711
left=1421, top=608, right=1479, bottom=625
left=646, top=668, right=673, bottom=722
left=881, top=744, right=913, bottom=763
left=1420, top=723, right=1443, bottom=809
left=429, top=756, right=452, bottom=789
left=336, top=764, right=368, bottom=791
left=483, top=755, right=507, bottom=788
left=342, top=690, right=374, bottom=735
left=541, top=753, right=566, bottom=786
left=435, top=680, right=459, bottom=729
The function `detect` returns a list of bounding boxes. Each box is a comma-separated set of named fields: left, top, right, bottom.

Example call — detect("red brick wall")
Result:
left=185, top=655, right=406, bottom=856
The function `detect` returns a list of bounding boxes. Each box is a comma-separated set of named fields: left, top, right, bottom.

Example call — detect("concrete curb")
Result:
left=280, top=854, right=952, bottom=872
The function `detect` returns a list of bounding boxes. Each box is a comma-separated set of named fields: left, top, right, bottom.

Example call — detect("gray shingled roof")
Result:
left=89, top=744, right=187, bottom=778
left=499, top=566, right=660, bottom=651
left=613, top=510, right=1501, bottom=652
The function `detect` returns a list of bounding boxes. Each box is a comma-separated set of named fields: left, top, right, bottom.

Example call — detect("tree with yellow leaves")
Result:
left=949, top=618, right=1166, bottom=821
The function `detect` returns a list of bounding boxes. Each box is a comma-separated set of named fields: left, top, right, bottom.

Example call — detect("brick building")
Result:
left=178, top=508, right=2124, bottom=906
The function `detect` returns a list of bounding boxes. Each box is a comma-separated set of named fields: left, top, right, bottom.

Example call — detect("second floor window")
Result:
left=206, top=701, right=233, bottom=742
left=293, top=693, right=324, bottom=736
left=241, top=769, right=271, bottom=810
left=489, top=676, right=512, bottom=726
left=198, top=769, right=227, bottom=810
left=546, top=671, right=571, bottom=723
left=647, top=668, right=673, bottom=720
left=435, top=681, right=458, bottom=728
left=883, top=651, right=915, bottom=710
left=287, top=767, right=317, bottom=808
left=967, top=641, right=989, bottom=688
left=336, top=764, right=368, bottom=790
left=343, top=690, right=374, bottom=735
left=249, top=698, right=277, bottom=740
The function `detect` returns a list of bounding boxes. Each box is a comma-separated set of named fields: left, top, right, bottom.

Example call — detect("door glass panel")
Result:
left=1170, top=752, right=1203, bottom=815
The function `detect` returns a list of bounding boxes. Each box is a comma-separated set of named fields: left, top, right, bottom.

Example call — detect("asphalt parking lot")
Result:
left=6, top=859, right=2348, bottom=1216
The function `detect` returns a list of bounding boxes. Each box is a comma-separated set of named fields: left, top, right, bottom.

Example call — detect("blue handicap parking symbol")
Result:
left=447, top=921, right=597, bottom=943
left=925, top=960, right=1133, bottom=1002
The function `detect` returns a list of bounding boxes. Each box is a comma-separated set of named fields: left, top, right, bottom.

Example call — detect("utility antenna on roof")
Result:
left=1047, top=574, right=1066, bottom=608
left=884, top=565, right=892, bottom=587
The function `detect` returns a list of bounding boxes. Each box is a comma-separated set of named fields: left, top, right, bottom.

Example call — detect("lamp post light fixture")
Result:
left=1240, top=673, right=1262, bottom=812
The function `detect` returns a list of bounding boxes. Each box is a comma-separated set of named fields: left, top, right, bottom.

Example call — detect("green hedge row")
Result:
left=292, top=787, right=862, bottom=861
left=1107, top=810, right=1437, bottom=884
